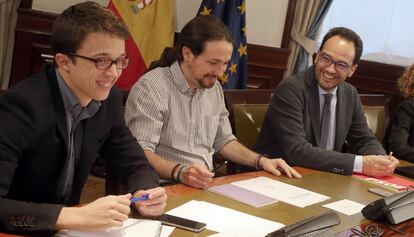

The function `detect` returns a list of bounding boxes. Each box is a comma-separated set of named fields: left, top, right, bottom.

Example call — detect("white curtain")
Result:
left=0, top=0, right=20, bottom=90
left=319, top=0, right=414, bottom=66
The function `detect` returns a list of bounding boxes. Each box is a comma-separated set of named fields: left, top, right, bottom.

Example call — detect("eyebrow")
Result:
left=91, top=53, right=126, bottom=58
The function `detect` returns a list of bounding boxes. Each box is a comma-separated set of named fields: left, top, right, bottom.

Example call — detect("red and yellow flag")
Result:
left=108, top=0, right=174, bottom=90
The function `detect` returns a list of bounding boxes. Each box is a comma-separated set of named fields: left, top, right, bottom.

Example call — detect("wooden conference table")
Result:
left=1, top=166, right=413, bottom=236
left=163, top=167, right=414, bottom=237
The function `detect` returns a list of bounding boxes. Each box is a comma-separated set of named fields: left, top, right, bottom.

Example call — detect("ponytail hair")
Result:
left=147, top=15, right=232, bottom=72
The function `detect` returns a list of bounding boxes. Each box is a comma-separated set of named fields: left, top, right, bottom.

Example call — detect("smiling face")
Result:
left=55, top=32, right=125, bottom=106
left=181, top=40, right=233, bottom=90
left=314, top=35, right=358, bottom=92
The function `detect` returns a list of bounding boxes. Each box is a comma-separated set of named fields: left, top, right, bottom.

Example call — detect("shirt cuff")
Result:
left=138, top=140, right=156, bottom=152
left=353, top=155, right=363, bottom=173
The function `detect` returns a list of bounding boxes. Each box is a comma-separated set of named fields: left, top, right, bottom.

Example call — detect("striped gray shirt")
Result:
left=125, top=61, right=236, bottom=169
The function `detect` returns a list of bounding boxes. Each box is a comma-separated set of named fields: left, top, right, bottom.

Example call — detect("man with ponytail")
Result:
left=125, top=15, right=301, bottom=189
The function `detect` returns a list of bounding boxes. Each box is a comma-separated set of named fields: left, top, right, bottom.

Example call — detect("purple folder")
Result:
left=208, top=183, right=278, bottom=207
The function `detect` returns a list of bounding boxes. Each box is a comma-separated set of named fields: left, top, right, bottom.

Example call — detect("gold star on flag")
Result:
left=238, top=43, right=247, bottom=57
left=219, top=73, right=229, bottom=84
left=241, top=27, right=247, bottom=36
left=216, top=0, right=224, bottom=3
left=229, top=62, right=237, bottom=74
left=238, top=1, right=246, bottom=15
left=200, top=6, right=212, bottom=15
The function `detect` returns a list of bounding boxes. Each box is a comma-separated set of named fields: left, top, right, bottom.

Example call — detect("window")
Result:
left=318, top=0, right=414, bottom=66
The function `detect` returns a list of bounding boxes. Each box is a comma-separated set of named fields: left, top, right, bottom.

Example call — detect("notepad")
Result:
left=208, top=183, right=279, bottom=207
left=55, top=218, right=162, bottom=237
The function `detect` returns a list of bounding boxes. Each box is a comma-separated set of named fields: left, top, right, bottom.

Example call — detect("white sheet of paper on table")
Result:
left=231, top=176, right=330, bottom=207
left=322, top=199, right=365, bottom=216
left=166, top=200, right=284, bottom=237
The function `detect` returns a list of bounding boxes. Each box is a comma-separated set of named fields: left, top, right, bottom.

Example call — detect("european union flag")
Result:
left=198, top=0, right=247, bottom=89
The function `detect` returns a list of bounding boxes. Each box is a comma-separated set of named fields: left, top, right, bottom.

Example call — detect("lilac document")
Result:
left=208, top=183, right=278, bottom=207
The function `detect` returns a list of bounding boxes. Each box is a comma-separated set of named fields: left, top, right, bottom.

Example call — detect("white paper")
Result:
left=231, top=177, right=330, bottom=207
left=323, top=199, right=365, bottom=216
left=167, top=200, right=284, bottom=237
left=160, top=225, right=175, bottom=237
left=55, top=218, right=165, bottom=237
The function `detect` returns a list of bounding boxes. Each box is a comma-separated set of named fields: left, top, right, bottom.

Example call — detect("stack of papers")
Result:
left=55, top=218, right=175, bottom=237
left=167, top=200, right=284, bottom=237
left=210, top=176, right=330, bottom=208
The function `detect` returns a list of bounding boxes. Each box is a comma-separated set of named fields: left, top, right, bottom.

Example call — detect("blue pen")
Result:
left=130, top=193, right=149, bottom=203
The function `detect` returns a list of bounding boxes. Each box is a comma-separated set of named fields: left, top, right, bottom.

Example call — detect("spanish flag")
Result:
left=108, top=0, right=174, bottom=90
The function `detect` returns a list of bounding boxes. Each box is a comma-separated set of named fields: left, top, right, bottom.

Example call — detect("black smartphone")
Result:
left=158, top=214, right=206, bottom=232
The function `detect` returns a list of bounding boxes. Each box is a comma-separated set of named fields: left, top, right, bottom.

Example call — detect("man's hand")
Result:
left=134, top=187, right=167, bottom=217
left=362, top=155, right=399, bottom=177
left=260, top=157, right=302, bottom=178
left=181, top=164, right=214, bottom=189
left=56, top=193, right=132, bottom=231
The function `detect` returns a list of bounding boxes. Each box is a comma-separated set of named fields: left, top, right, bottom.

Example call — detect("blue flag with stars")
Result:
left=198, top=0, right=247, bottom=89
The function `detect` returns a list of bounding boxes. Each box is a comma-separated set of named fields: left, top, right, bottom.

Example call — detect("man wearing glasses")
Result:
left=0, top=2, right=166, bottom=234
left=255, top=27, right=399, bottom=177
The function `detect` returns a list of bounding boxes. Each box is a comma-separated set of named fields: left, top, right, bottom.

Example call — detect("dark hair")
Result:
left=51, top=1, right=129, bottom=60
left=319, top=27, right=363, bottom=64
left=147, top=14, right=233, bottom=71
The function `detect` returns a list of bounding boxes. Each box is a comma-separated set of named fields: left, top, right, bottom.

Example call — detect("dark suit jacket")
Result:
left=385, top=99, right=414, bottom=162
left=255, top=66, right=385, bottom=175
left=0, top=65, right=159, bottom=233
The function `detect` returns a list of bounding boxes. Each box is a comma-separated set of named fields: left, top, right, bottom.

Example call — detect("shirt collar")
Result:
left=55, top=69, right=100, bottom=120
left=318, top=84, right=338, bottom=96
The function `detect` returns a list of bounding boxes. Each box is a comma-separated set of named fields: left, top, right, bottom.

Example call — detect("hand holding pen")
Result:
left=132, top=187, right=167, bottom=217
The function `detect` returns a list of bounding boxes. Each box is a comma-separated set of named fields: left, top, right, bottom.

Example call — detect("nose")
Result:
left=216, top=64, right=227, bottom=77
left=325, top=62, right=337, bottom=73
left=105, top=62, right=120, bottom=77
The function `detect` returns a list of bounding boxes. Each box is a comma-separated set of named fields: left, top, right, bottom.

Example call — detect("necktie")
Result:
left=320, top=93, right=333, bottom=149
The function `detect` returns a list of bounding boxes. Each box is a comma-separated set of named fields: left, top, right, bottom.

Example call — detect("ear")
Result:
left=347, top=64, right=358, bottom=78
left=54, top=53, right=71, bottom=72
left=181, top=46, right=193, bottom=62
left=314, top=51, right=320, bottom=64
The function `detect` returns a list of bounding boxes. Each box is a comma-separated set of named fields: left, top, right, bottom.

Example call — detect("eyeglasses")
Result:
left=318, top=52, right=352, bottom=73
left=67, top=53, right=130, bottom=70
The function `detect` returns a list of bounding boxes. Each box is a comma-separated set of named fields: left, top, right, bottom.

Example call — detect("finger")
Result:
left=192, top=166, right=214, bottom=178
left=111, top=209, right=129, bottom=222
left=110, top=219, right=124, bottom=228
left=116, top=193, right=133, bottom=206
left=184, top=168, right=213, bottom=183
left=289, top=167, right=302, bottom=178
left=265, top=164, right=282, bottom=176
left=184, top=174, right=210, bottom=189
left=137, top=202, right=166, bottom=217
left=275, top=161, right=292, bottom=178
left=139, top=193, right=167, bottom=206
left=112, top=201, right=131, bottom=215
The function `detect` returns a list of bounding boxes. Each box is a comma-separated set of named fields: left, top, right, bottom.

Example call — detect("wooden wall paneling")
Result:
left=247, top=44, right=290, bottom=89
left=9, top=8, right=56, bottom=87
left=348, top=60, right=406, bottom=114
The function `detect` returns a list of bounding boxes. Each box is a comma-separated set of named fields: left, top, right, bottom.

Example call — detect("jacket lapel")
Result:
left=47, top=66, right=69, bottom=151
left=305, top=67, right=322, bottom=146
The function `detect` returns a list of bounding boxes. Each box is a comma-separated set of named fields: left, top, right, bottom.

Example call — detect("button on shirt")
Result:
left=318, top=85, right=363, bottom=173
left=125, top=61, right=236, bottom=169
